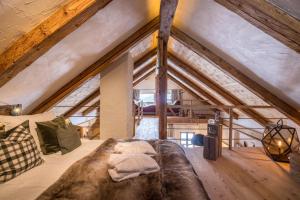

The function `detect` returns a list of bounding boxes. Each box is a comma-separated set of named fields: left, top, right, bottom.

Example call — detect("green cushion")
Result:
left=56, top=125, right=81, bottom=154
left=36, top=117, right=67, bottom=155
left=0, top=120, right=29, bottom=139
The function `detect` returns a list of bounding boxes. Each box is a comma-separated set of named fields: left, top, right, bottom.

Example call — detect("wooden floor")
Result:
left=185, top=147, right=300, bottom=200
left=135, top=117, right=300, bottom=200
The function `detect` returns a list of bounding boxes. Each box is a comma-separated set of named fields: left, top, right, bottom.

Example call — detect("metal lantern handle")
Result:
left=276, top=119, right=283, bottom=130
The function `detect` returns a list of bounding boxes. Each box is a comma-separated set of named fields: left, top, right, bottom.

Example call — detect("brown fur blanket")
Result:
left=37, top=139, right=209, bottom=200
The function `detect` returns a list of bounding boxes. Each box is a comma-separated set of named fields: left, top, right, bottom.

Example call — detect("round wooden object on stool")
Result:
left=290, top=152, right=300, bottom=183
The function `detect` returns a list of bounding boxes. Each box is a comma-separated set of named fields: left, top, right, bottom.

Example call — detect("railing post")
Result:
left=229, top=108, right=233, bottom=150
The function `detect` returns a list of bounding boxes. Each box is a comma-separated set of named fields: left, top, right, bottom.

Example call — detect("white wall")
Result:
left=100, top=53, right=134, bottom=139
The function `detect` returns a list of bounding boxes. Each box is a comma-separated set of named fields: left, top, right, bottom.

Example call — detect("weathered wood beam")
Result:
left=168, top=74, right=220, bottom=114
left=82, top=100, right=100, bottom=116
left=63, top=89, right=100, bottom=117
left=168, top=53, right=269, bottom=126
left=215, top=0, right=300, bottom=52
left=167, top=74, right=211, bottom=106
left=171, top=26, right=300, bottom=126
left=134, top=48, right=157, bottom=70
left=156, top=0, right=178, bottom=139
left=168, top=67, right=239, bottom=119
left=0, top=0, right=113, bottom=87
left=30, top=17, right=159, bottom=114
left=133, top=68, right=156, bottom=87
left=133, top=60, right=156, bottom=80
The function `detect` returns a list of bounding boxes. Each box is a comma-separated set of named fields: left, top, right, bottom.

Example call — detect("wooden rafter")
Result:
left=133, top=68, right=156, bottom=87
left=82, top=100, right=100, bottom=116
left=30, top=17, right=159, bottom=114
left=167, top=74, right=211, bottom=106
left=63, top=89, right=100, bottom=117
left=167, top=74, right=220, bottom=113
left=134, top=48, right=157, bottom=70
left=168, top=67, right=239, bottom=119
left=156, top=0, right=178, bottom=139
left=215, top=0, right=300, bottom=52
left=168, top=53, right=269, bottom=126
left=133, top=60, right=156, bottom=81
left=0, top=0, right=113, bottom=87
left=171, top=26, right=300, bottom=126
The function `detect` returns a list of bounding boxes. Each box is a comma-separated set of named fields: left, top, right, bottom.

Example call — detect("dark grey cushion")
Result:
left=56, top=125, right=81, bottom=154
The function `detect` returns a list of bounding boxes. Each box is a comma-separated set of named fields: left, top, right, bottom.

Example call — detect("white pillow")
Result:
left=114, top=141, right=157, bottom=155
left=0, top=112, right=56, bottom=151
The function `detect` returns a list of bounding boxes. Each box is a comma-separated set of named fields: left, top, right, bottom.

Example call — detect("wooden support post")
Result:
left=156, top=0, right=178, bottom=139
left=156, top=39, right=168, bottom=139
left=229, top=108, right=233, bottom=150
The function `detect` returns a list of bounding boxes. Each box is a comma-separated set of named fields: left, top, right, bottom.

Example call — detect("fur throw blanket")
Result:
left=37, top=139, right=209, bottom=200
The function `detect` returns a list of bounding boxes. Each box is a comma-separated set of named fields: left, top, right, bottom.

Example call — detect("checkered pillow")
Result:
left=0, top=124, right=43, bottom=183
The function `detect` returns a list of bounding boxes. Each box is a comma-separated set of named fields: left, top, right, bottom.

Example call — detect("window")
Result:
left=180, top=132, right=194, bottom=148
left=139, top=93, right=155, bottom=106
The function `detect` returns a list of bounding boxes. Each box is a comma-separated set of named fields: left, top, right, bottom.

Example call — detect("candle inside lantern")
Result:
left=278, top=140, right=282, bottom=154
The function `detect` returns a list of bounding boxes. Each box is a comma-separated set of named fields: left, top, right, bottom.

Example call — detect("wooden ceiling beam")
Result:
left=156, top=0, right=178, bottom=139
left=0, top=0, right=113, bottom=87
left=30, top=16, right=159, bottom=114
left=168, top=53, right=269, bottom=126
left=167, top=74, right=211, bottom=106
left=134, top=48, right=157, bottom=70
left=168, top=67, right=239, bottom=119
left=171, top=26, right=300, bottom=126
left=82, top=100, right=100, bottom=116
left=133, top=60, right=156, bottom=81
left=215, top=0, right=300, bottom=52
left=133, top=68, right=156, bottom=87
left=63, top=89, right=100, bottom=117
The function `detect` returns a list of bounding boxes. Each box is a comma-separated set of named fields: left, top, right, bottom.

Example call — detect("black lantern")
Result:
left=262, top=119, right=300, bottom=162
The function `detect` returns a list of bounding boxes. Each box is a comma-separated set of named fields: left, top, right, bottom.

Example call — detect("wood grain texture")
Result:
left=168, top=67, right=239, bottom=119
left=215, top=0, right=300, bottom=52
left=134, top=48, right=157, bottom=70
left=133, top=68, right=156, bottom=87
left=169, top=53, right=269, bottom=126
left=30, top=17, right=159, bottom=114
left=157, top=0, right=178, bottom=139
left=133, top=60, right=156, bottom=81
left=82, top=100, right=100, bottom=116
left=0, top=0, right=113, bottom=87
left=171, top=26, right=300, bottom=126
left=63, top=89, right=100, bottom=117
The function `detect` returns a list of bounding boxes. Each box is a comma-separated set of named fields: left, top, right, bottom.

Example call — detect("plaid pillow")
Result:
left=0, top=124, right=43, bottom=183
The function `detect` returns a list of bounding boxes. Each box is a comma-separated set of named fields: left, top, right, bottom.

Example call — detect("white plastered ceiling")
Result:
left=0, top=0, right=299, bottom=133
left=0, top=0, right=160, bottom=113
left=173, top=0, right=300, bottom=110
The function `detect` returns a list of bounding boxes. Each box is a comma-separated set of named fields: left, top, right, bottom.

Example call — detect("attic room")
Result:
left=0, top=0, right=300, bottom=199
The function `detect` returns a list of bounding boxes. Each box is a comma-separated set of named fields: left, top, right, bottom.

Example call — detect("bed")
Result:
left=0, top=138, right=209, bottom=200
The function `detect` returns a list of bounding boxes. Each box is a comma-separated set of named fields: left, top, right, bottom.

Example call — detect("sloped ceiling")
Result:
left=0, top=0, right=160, bottom=113
left=173, top=0, right=300, bottom=110
left=0, top=0, right=67, bottom=53
left=0, top=0, right=299, bottom=132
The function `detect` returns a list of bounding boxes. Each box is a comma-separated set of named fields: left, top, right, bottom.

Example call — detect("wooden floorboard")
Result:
left=185, top=147, right=300, bottom=200
left=135, top=117, right=300, bottom=200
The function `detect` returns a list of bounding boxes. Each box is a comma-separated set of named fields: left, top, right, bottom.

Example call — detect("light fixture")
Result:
left=0, top=101, right=22, bottom=116
left=261, top=119, right=300, bottom=162
left=11, top=104, right=22, bottom=116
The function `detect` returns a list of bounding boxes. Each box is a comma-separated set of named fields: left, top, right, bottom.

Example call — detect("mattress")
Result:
left=0, top=139, right=104, bottom=200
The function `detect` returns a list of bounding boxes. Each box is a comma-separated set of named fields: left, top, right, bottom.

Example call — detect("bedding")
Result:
left=0, top=112, right=56, bottom=152
left=114, top=140, right=157, bottom=155
left=37, top=139, right=209, bottom=200
left=56, top=126, right=81, bottom=154
left=0, top=139, right=104, bottom=200
left=0, top=122, right=43, bottom=183
left=108, top=153, right=160, bottom=182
